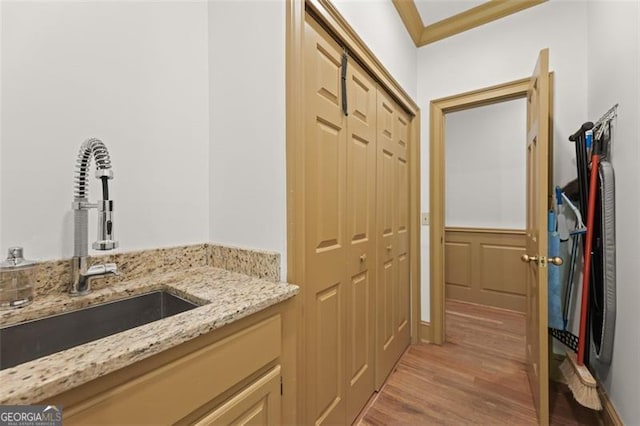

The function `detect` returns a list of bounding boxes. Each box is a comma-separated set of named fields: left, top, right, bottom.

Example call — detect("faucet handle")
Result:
left=104, top=263, right=119, bottom=276
left=85, top=263, right=119, bottom=276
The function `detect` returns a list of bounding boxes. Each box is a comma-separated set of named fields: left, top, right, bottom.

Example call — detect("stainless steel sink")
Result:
left=0, top=291, right=198, bottom=371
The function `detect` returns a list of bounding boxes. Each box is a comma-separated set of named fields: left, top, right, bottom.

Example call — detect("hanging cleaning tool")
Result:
left=549, top=185, right=585, bottom=350
left=567, top=122, right=594, bottom=358
left=579, top=129, right=602, bottom=381
left=569, top=123, right=593, bottom=223
left=561, top=192, right=586, bottom=232
left=591, top=121, right=617, bottom=367
left=548, top=210, right=563, bottom=330
left=560, top=126, right=602, bottom=411
left=585, top=128, right=593, bottom=162
left=560, top=193, right=586, bottom=332
left=587, top=109, right=618, bottom=369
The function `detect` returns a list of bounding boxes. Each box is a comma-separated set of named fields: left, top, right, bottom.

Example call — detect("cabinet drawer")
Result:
left=194, top=365, right=281, bottom=426
left=65, top=315, right=282, bottom=425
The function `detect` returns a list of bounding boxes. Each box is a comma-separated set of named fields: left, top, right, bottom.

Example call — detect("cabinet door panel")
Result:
left=63, top=317, right=281, bottom=425
left=195, top=366, right=281, bottom=426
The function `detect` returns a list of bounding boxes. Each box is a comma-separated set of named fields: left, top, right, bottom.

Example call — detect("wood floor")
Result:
left=357, top=299, right=599, bottom=425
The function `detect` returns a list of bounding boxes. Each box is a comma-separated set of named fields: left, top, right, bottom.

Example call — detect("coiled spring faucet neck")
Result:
left=71, top=138, right=119, bottom=296
left=74, top=138, right=113, bottom=201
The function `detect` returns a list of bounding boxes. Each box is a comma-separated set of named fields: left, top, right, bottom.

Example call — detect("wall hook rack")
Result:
left=594, top=103, right=618, bottom=140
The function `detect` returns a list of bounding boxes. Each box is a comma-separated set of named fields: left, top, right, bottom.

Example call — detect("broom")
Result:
left=559, top=129, right=602, bottom=411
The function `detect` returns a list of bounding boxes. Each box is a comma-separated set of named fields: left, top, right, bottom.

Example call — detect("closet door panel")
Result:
left=381, top=258, right=395, bottom=348
left=395, top=112, right=411, bottom=337
left=375, top=91, right=398, bottom=388
left=302, top=14, right=414, bottom=422
left=380, top=148, right=396, bottom=342
left=345, top=59, right=377, bottom=424
left=303, top=16, right=347, bottom=426
left=375, top=91, right=411, bottom=388
left=397, top=253, right=410, bottom=334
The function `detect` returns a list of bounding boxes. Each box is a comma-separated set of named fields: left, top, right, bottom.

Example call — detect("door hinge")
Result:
left=280, top=376, right=283, bottom=396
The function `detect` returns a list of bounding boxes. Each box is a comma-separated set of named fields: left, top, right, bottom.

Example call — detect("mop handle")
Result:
left=562, top=193, right=585, bottom=230
left=577, top=152, right=600, bottom=365
left=563, top=235, right=580, bottom=330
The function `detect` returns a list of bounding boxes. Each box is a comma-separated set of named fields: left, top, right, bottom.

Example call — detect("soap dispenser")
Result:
left=0, top=247, right=37, bottom=309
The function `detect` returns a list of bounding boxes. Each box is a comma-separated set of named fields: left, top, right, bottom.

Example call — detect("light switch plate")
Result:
left=421, top=212, right=429, bottom=226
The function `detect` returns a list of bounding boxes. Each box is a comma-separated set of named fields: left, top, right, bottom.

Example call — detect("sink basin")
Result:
left=0, top=291, right=198, bottom=371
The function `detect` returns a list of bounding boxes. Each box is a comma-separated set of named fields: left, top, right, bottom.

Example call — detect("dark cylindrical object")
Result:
left=578, top=142, right=601, bottom=365
left=101, top=176, right=110, bottom=200
left=569, top=121, right=594, bottom=142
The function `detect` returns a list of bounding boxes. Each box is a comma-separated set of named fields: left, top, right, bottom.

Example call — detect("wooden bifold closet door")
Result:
left=375, top=88, right=411, bottom=389
left=302, top=13, right=411, bottom=425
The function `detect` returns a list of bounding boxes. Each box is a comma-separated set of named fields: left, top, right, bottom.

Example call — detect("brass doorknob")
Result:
left=386, top=245, right=392, bottom=251
left=360, top=254, right=367, bottom=262
left=548, top=256, right=563, bottom=266
left=521, top=254, right=538, bottom=263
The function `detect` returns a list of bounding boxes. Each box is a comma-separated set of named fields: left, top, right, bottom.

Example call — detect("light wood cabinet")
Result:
left=194, top=366, right=281, bottom=426
left=44, top=300, right=296, bottom=425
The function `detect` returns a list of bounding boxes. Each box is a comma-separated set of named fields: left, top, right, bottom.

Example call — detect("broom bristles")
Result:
left=559, top=352, right=602, bottom=411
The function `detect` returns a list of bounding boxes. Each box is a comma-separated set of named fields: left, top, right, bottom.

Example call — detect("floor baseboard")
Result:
left=599, top=387, right=623, bottom=426
left=419, top=321, right=432, bottom=343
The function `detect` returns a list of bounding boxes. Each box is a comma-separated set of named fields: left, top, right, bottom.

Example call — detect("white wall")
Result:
left=208, top=1, right=287, bottom=278
left=332, top=0, right=418, bottom=100
left=0, top=0, right=290, bottom=281
left=0, top=0, right=415, bottom=282
left=417, top=0, right=589, bottom=321
left=586, top=2, right=640, bottom=423
left=0, top=0, right=3, bottom=252
left=445, top=98, right=526, bottom=229
left=206, top=0, right=417, bottom=281
left=0, top=1, right=210, bottom=260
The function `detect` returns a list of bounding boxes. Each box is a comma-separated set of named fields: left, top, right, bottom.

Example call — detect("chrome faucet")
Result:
left=70, top=138, right=119, bottom=295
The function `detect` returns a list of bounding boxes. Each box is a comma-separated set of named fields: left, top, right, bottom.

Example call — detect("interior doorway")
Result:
left=428, top=77, right=531, bottom=345
left=428, top=60, right=554, bottom=423
left=443, top=98, right=528, bottom=316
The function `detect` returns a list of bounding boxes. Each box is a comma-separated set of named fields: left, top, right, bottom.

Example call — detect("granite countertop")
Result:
left=0, top=266, right=298, bottom=405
